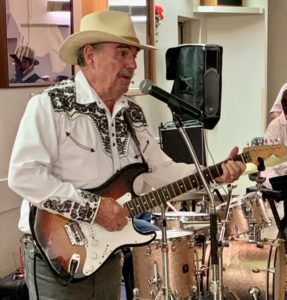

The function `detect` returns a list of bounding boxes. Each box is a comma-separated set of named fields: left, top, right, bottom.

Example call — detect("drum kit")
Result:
left=131, top=189, right=286, bottom=300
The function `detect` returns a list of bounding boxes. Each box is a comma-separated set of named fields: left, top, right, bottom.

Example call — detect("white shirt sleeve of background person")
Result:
left=261, top=114, right=287, bottom=188
left=8, top=93, right=99, bottom=224
left=270, top=82, right=287, bottom=113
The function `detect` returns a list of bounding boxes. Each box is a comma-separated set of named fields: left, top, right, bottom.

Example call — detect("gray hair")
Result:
left=77, top=44, right=104, bottom=66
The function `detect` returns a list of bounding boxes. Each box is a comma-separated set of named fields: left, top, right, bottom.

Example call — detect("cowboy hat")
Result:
left=10, top=45, right=39, bottom=65
left=59, top=10, right=156, bottom=65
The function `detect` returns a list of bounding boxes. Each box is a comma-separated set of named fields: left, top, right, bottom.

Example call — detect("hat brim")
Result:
left=10, top=54, right=39, bottom=65
left=59, top=31, right=157, bottom=65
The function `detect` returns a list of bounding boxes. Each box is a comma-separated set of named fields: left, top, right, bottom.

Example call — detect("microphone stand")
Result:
left=171, top=113, right=222, bottom=300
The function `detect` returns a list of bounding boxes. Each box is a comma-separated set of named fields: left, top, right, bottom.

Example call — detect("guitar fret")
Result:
left=166, top=184, right=176, bottom=199
left=140, top=194, right=150, bottom=211
left=242, top=152, right=251, bottom=163
left=205, top=168, right=214, bottom=183
left=157, top=188, right=168, bottom=203
left=186, top=176, right=195, bottom=190
left=177, top=179, right=187, bottom=194
left=145, top=193, right=157, bottom=210
left=126, top=200, right=137, bottom=217
left=161, top=186, right=172, bottom=201
left=133, top=197, right=142, bottom=215
left=193, top=173, right=201, bottom=188
left=182, top=176, right=193, bottom=191
left=152, top=190, right=163, bottom=207
left=172, top=182, right=181, bottom=197
left=205, top=167, right=214, bottom=182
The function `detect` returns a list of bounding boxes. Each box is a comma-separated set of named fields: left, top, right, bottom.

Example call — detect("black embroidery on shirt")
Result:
left=42, top=191, right=99, bottom=223
left=43, top=79, right=148, bottom=157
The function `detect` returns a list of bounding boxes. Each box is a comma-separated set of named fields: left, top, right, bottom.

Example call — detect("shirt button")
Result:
left=112, top=133, right=115, bottom=137
left=113, top=143, right=116, bottom=147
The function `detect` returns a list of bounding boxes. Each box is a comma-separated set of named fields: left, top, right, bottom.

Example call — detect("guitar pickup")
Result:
left=64, top=221, right=87, bottom=246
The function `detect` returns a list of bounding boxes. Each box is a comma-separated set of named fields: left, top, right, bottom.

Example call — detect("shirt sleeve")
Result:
left=8, top=94, right=99, bottom=223
left=270, top=82, right=287, bottom=113
left=261, top=116, right=287, bottom=188
left=133, top=126, right=197, bottom=193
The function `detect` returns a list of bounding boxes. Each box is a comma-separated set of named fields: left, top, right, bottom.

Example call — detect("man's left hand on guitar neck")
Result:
left=215, top=146, right=246, bottom=184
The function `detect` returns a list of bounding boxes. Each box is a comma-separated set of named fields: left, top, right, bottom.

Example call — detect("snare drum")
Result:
left=132, top=231, right=196, bottom=299
left=203, top=239, right=286, bottom=299
left=152, top=211, right=210, bottom=234
left=216, top=192, right=271, bottom=237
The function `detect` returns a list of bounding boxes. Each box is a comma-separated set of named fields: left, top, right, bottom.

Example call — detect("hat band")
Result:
left=122, top=36, right=140, bottom=45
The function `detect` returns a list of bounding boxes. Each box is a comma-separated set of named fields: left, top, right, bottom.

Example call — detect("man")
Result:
left=8, top=11, right=245, bottom=300
left=262, top=89, right=287, bottom=187
left=10, top=45, right=43, bottom=83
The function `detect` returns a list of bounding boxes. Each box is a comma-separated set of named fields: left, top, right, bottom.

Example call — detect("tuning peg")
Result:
left=274, top=138, right=281, bottom=144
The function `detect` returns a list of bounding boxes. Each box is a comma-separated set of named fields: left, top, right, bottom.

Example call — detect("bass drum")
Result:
left=203, top=239, right=286, bottom=299
left=133, top=231, right=196, bottom=299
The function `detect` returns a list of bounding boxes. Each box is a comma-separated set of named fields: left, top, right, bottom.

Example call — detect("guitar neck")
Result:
left=125, top=152, right=251, bottom=218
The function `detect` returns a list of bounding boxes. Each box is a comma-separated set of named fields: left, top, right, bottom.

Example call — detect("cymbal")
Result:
left=171, top=189, right=209, bottom=202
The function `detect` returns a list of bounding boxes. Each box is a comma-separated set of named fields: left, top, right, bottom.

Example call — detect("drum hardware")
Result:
left=249, top=287, right=260, bottom=300
left=156, top=205, right=176, bottom=300
left=203, top=238, right=286, bottom=299
left=148, top=261, right=162, bottom=288
left=218, top=184, right=235, bottom=242
left=252, top=267, right=276, bottom=274
left=133, top=288, right=140, bottom=300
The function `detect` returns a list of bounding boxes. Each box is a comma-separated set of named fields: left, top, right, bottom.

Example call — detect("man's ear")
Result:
left=83, top=45, right=96, bottom=65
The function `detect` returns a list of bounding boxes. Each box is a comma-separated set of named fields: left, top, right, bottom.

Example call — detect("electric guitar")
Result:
left=29, top=144, right=287, bottom=280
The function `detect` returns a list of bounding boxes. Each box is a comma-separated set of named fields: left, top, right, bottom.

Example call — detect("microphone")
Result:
left=139, top=79, right=203, bottom=121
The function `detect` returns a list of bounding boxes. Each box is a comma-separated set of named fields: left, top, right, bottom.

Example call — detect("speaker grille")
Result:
left=204, top=68, right=220, bottom=117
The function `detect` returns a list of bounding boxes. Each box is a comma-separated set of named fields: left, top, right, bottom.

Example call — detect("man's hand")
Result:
left=215, top=146, right=246, bottom=184
left=95, top=197, right=129, bottom=231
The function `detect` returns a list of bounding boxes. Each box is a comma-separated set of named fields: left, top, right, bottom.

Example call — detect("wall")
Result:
left=0, top=0, right=82, bottom=278
left=139, top=0, right=268, bottom=195
left=267, top=0, right=287, bottom=122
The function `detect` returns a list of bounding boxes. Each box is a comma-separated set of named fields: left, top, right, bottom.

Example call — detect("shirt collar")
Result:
left=75, top=70, right=130, bottom=113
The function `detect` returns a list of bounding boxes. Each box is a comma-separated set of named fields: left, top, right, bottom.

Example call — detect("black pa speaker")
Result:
left=159, top=121, right=206, bottom=166
left=166, top=44, right=223, bottom=130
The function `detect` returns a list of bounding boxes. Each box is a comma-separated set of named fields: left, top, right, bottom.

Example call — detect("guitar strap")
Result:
left=123, top=109, right=150, bottom=171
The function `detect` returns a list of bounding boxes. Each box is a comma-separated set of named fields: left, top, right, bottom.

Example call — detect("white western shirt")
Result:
left=8, top=70, right=196, bottom=233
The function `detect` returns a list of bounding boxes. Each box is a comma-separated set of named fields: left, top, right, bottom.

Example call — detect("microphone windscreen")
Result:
left=139, top=79, right=153, bottom=94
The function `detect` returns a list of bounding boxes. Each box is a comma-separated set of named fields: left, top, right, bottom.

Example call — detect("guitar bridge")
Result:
left=64, top=221, right=87, bottom=246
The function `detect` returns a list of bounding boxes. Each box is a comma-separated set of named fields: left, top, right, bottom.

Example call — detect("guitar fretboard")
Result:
left=124, top=152, right=251, bottom=217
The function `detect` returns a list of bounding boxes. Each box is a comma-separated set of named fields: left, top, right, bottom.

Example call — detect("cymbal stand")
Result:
left=173, top=115, right=222, bottom=300
left=155, top=204, right=176, bottom=300
left=218, top=184, right=235, bottom=297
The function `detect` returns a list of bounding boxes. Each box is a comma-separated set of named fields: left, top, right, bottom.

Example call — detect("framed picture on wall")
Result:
left=0, top=0, right=74, bottom=88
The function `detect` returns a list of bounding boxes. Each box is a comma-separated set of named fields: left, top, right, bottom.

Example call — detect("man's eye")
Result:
left=119, top=50, right=129, bottom=56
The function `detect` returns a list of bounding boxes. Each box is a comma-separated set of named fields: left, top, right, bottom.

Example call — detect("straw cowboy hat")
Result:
left=59, top=10, right=156, bottom=65
left=10, top=45, right=39, bottom=65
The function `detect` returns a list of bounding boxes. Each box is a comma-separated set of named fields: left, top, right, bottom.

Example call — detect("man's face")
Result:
left=89, top=43, right=139, bottom=96
left=13, top=58, right=31, bottom=73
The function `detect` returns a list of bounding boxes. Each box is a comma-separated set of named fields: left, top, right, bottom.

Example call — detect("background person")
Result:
left=8, top=11, right=245, bottom=300
left=262, top=89, right=287, bottom=187
left=270, top=82, right=287, bottom=119
left=10, top=45, right=43, bottom=83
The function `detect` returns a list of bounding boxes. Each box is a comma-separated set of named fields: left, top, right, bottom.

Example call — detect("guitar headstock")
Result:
left=243, top=144, right=287, bottom=165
